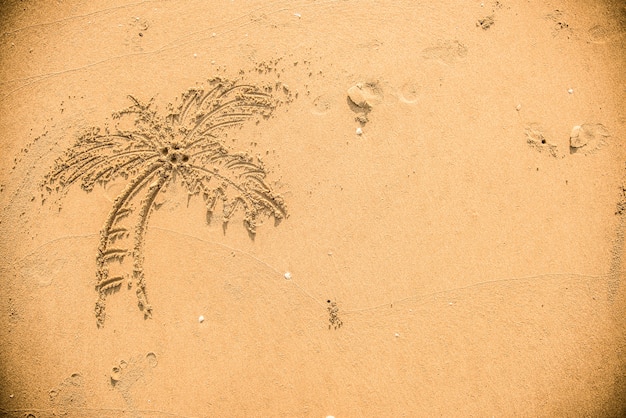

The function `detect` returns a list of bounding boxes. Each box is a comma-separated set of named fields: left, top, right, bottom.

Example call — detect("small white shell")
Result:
left=284, top=272, right=292, bottom=280
left=198, top=315, right=205, bottom=323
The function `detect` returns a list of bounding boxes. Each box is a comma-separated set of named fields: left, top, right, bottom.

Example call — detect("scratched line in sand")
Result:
left=0, top=0, right=342, bottom=100
left=16, top=228, right=617, bottom=318
left=1, top=0, right=169, bottom=35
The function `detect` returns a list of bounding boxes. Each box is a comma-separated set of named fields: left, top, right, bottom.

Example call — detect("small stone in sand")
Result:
left=284, top=272, right=292, bottom=280
left=356, top=127, right=363, bottom=135
left=198, top=315, right=205, bottom=323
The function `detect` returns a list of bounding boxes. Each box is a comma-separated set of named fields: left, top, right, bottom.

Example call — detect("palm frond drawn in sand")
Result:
left=42, top=78, right=287, bottom=327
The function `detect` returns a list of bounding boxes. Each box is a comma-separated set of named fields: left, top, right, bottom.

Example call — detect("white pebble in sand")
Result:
left=356, top=127, right=363, bottom=135
left=198, top=315, right=205, bottom=323
left=568, top=88, right=574, bottom=94
left=284, top=272, right=292, bottom=280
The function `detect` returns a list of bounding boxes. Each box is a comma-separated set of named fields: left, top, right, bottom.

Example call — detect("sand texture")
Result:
left=1, top=0, right=626, bottom=416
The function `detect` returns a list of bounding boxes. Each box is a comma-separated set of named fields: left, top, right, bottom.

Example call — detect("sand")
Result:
left=1, top=0, right=625, bottom=416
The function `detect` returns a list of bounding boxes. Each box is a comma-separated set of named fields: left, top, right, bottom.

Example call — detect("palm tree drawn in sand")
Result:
left=42, top=78, right=287, bottom=327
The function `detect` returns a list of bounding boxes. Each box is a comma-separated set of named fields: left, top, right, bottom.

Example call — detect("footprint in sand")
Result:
left=587, top=25, right=612, bottom=43
left=398, top=82, right=420, bottom=104
left=49, top=373, right=86, bottom=414
left=421, top=40, right=468, bottom=64
left=110, top=352, right=158, bottom=390
left=569, top=123, right=610, bottom=154
left=311, top=95, right=333, bottom=116
left=19, top=255, right=65, bottom=287
left=109, top=351, right=159, bottom=414
left=588, top=5, right=626, bottom=44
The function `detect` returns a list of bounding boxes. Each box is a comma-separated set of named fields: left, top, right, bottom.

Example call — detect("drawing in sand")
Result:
left=41, top=78, right=287, bottom=327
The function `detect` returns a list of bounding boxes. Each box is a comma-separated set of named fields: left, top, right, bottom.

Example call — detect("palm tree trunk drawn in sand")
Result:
left=42, top=78, right=288, bottom=327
